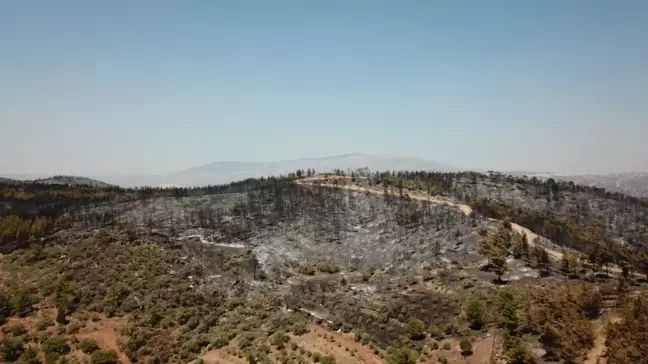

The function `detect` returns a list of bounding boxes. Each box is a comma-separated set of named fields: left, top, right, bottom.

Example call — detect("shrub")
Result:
left=0, top=292, right=11, bottom=324
left=297, top=264, right=316, bottom=276
left=270, top=330, right=289, bottom=349
left=10, top=291, right=35, bottom=317
left=44, top=352, right=60, bottom=364
left=90, top=349, right=120, bottom=364
left=66, top=321, right=81, bottom=334
left=443, top=322, right=458, bottom=335
left=42, top=337, right=71, bottom=355
left=504, top=334, right=535, bottom=364
left=79, top=339, right=100, bottom=354
left=407, top=317, right=425, bottom=340
left=428, top=325, right=444, bottom=340
left=4, top=323, right=27, bottom=336
left=19, top=348, right=40, bottom=364
left=438, top=356, right=448, bottom=364
left=360, top=334, right=370, bottom=345
left=579, top=285, right=603, bottom=319
left=385, top=345, right=418, bottom=364
left=292, top=321, right=309, bottom=336
left=498, top=287, right=522, bottom=331
left=211, top=335, right=229, bottom=349
left=313, top=352, right=321, bottom=362
left=56, top=304, right=67, bottom=325
left=314, top=261, right=340, bottom=274
left=238, top=332, right=254, bottom=348
left=460, top=338, right=473, bottom=356
left=442, top=342, right=451, bottom=350
left=321, top=355, right=336, bottom=364
left=0, top=338, right=24, bottom=361
left=465, top=299, right=487, bottom=329
left=430, top=341, right=439, bottom=350
left=184, top=334, right=210, bottom=353
left=329, top=320, right=342, bottom=331
left=36, top=316, right=55, bottom=331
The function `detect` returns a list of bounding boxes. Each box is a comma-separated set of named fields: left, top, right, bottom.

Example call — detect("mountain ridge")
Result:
left=167, top=153, right=456, bottom=187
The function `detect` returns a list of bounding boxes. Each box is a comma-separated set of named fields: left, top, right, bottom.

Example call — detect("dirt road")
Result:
left=297, top=177, right=575, bottom=265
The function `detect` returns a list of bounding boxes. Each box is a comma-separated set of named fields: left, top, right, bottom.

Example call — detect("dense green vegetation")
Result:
left=0, top=229, right=293, bottom=363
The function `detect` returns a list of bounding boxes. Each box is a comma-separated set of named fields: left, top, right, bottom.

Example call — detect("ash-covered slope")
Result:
left=97, top=182, right=482, bottom=276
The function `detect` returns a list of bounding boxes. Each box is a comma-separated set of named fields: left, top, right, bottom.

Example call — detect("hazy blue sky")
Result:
left=1, top=0, right=647, bottom=175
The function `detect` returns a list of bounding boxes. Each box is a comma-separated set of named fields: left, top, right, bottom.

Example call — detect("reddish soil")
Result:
left=201, top=325, right=494, bottom=364
left=408, top=334, right=495, bottom=364
left=290, top=324, right=382, bottom=364
left=201, top=348, right=248, bottom=364
left=75, top=316, right=131, bottom=364
left=201, top=324, right=383, bottom=364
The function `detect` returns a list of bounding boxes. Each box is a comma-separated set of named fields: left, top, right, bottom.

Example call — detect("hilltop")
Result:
left=33, top=175, right=114, bottom=188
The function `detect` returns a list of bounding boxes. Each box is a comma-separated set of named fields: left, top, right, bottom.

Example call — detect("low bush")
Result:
left=4, top=323, right=27, bottom=336
left=35, top=316, right=55, bottom=331
left=78, top=339, right=100, bottom=354
left=42, top=336, right=71, bottom=355
left=408, top=317, right=425, bottom=340
left=428, top=324, right=444, bottom=340
left=90, top=349, right=120, bottom=364
left=0, top=338, right=24, bottom=361
left=292, top=321, right=309, bottom=336
left=460, top=337, right=473, bottom=356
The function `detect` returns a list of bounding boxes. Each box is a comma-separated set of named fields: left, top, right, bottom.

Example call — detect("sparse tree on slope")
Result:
left=606, top=293, right=648, bottom=364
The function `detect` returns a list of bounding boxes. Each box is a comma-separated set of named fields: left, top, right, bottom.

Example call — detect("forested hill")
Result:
left=0, top=169, right=647, bottom=363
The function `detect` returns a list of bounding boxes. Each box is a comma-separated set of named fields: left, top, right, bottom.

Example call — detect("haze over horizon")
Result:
left=2, top=1, right=648, bottom=176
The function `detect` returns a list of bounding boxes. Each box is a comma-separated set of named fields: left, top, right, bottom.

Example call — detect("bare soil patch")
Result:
left=75, top=316, right=131, bottom=364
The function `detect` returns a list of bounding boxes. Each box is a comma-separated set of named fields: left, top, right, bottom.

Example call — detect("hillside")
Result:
left=33, top=175, right=114, bottom=188
left=550, top=172, right=648, bottom=198
left=0, top=171, right=646, bottom=363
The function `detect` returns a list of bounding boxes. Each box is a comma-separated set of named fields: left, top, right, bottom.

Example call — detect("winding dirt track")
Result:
left=296, top=176, right=648, bottom=275
left=297, top=177, right=551, bottom=253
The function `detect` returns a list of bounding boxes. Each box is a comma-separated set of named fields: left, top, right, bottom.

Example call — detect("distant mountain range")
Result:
left=3, top=154, right=648, bottom=197
left=548, top=172, right=648, bottom=198
left=165, top=153, right=456, bottom=187
left=1, top=153, right=454, bottom=188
